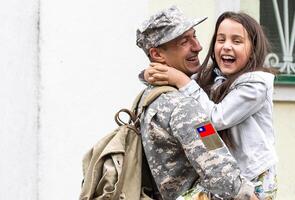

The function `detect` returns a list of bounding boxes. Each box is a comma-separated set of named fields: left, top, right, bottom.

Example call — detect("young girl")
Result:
left=144, top=12, right=278, bottom=199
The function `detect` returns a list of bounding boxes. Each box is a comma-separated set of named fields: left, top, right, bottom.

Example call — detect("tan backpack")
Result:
left=79, top=86, right=177, bottom=200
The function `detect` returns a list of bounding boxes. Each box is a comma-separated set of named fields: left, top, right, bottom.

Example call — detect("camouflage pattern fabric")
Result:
left=138, top=86, right=252, bottom=200
left=176, top=185, right=210, bottom=200
left=136, top=5, right=207, bottom=55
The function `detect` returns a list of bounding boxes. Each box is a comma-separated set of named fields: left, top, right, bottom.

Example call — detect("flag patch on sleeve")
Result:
left=196, top=123, right=215, bottom=137
left=196, top=122, right=224, bottom=150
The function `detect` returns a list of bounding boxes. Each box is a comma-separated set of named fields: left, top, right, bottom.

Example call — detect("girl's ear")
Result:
left=149, top=47, right=166, bottom=63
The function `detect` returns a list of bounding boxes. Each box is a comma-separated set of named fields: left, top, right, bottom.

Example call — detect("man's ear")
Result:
left=149, top=47, right=166, bottom=63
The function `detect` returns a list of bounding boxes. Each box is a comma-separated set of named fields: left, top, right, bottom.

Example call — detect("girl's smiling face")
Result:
left=214, top=18, right=252, bottom=77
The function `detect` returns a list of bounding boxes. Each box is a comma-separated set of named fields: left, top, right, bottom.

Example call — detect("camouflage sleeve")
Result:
left=169, top=97, right=254, bottom=199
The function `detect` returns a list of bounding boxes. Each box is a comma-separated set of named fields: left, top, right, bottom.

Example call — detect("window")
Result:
left=260, top=0, right=295, bottom=84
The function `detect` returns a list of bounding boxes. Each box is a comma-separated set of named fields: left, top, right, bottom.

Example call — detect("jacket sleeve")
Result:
left=138, top=70, right=149, bottom=85
left=179, top=78, right=268, bottom=130
left=169, top=97, right=254, bottom=199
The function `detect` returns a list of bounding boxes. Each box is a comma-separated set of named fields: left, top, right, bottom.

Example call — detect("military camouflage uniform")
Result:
left=136, top=6, right=254, bottom=200
left=138, top=86, right=254, bottom=200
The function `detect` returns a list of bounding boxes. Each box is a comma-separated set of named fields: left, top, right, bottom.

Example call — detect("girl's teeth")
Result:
left=222, top=55, right=234, bottom=59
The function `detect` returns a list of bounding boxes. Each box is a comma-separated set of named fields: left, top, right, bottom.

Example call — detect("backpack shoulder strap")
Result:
left=141, top=86, right=177, bottom=108
left=133, top=86, right=177, bottom=117
left=132, top=86, right=177, bottom=112
left=115, top=86, right=177, bottom=133
left=131, top=89, right=145, bottom=112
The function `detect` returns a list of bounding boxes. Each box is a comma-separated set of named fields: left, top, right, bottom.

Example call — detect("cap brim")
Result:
left=192, top=16, right=208, bottom=27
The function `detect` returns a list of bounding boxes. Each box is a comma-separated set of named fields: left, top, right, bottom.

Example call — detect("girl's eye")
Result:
left=217, top=38, right=225, bottom=42
left=234, top=40, right=242, bottom=44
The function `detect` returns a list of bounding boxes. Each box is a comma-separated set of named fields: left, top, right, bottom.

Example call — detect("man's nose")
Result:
left=191, top=38, right=202, bottom=52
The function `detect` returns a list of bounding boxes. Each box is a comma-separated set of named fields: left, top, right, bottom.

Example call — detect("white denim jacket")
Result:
left=180, top=71, right=278, bottom=180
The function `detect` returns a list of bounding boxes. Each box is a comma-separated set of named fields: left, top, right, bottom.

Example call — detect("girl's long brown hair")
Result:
left=195, top=11, right=273, bottom=148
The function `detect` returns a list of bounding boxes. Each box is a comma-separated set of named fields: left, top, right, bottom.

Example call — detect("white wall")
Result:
left=0, top=0, right=39, bottom=199
left=39, top=0, right=149, bottom=199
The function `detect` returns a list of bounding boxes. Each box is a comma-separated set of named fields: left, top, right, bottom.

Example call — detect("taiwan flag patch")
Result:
left=195, top=122, right=224, bottom=150
left=196, top=123, right=215, bottom=137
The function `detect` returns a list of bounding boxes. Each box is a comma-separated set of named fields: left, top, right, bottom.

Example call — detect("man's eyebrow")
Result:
left=180, top=30, right=196, bottom=39
left=175, top=34, right=187, bottom=43
left=173, top=30, right=196, bottom=44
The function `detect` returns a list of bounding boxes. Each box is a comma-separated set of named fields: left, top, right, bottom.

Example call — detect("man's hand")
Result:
left=144, top=62, right=191, bottom=88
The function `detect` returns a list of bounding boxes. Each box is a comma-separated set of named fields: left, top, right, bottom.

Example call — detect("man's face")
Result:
left=158, top=28, right=202, bottom=76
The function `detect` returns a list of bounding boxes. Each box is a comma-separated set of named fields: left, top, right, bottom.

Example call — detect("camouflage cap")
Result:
left=136, top=5, right=207, bottom=55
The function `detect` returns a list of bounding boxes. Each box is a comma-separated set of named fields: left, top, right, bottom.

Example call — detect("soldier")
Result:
left=136, top=6, right=258, bottom=200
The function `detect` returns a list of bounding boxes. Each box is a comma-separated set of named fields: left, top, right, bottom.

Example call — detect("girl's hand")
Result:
left=144, top=63, right=169, bottom=85
left=144, top=62, right=191, bottom=88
